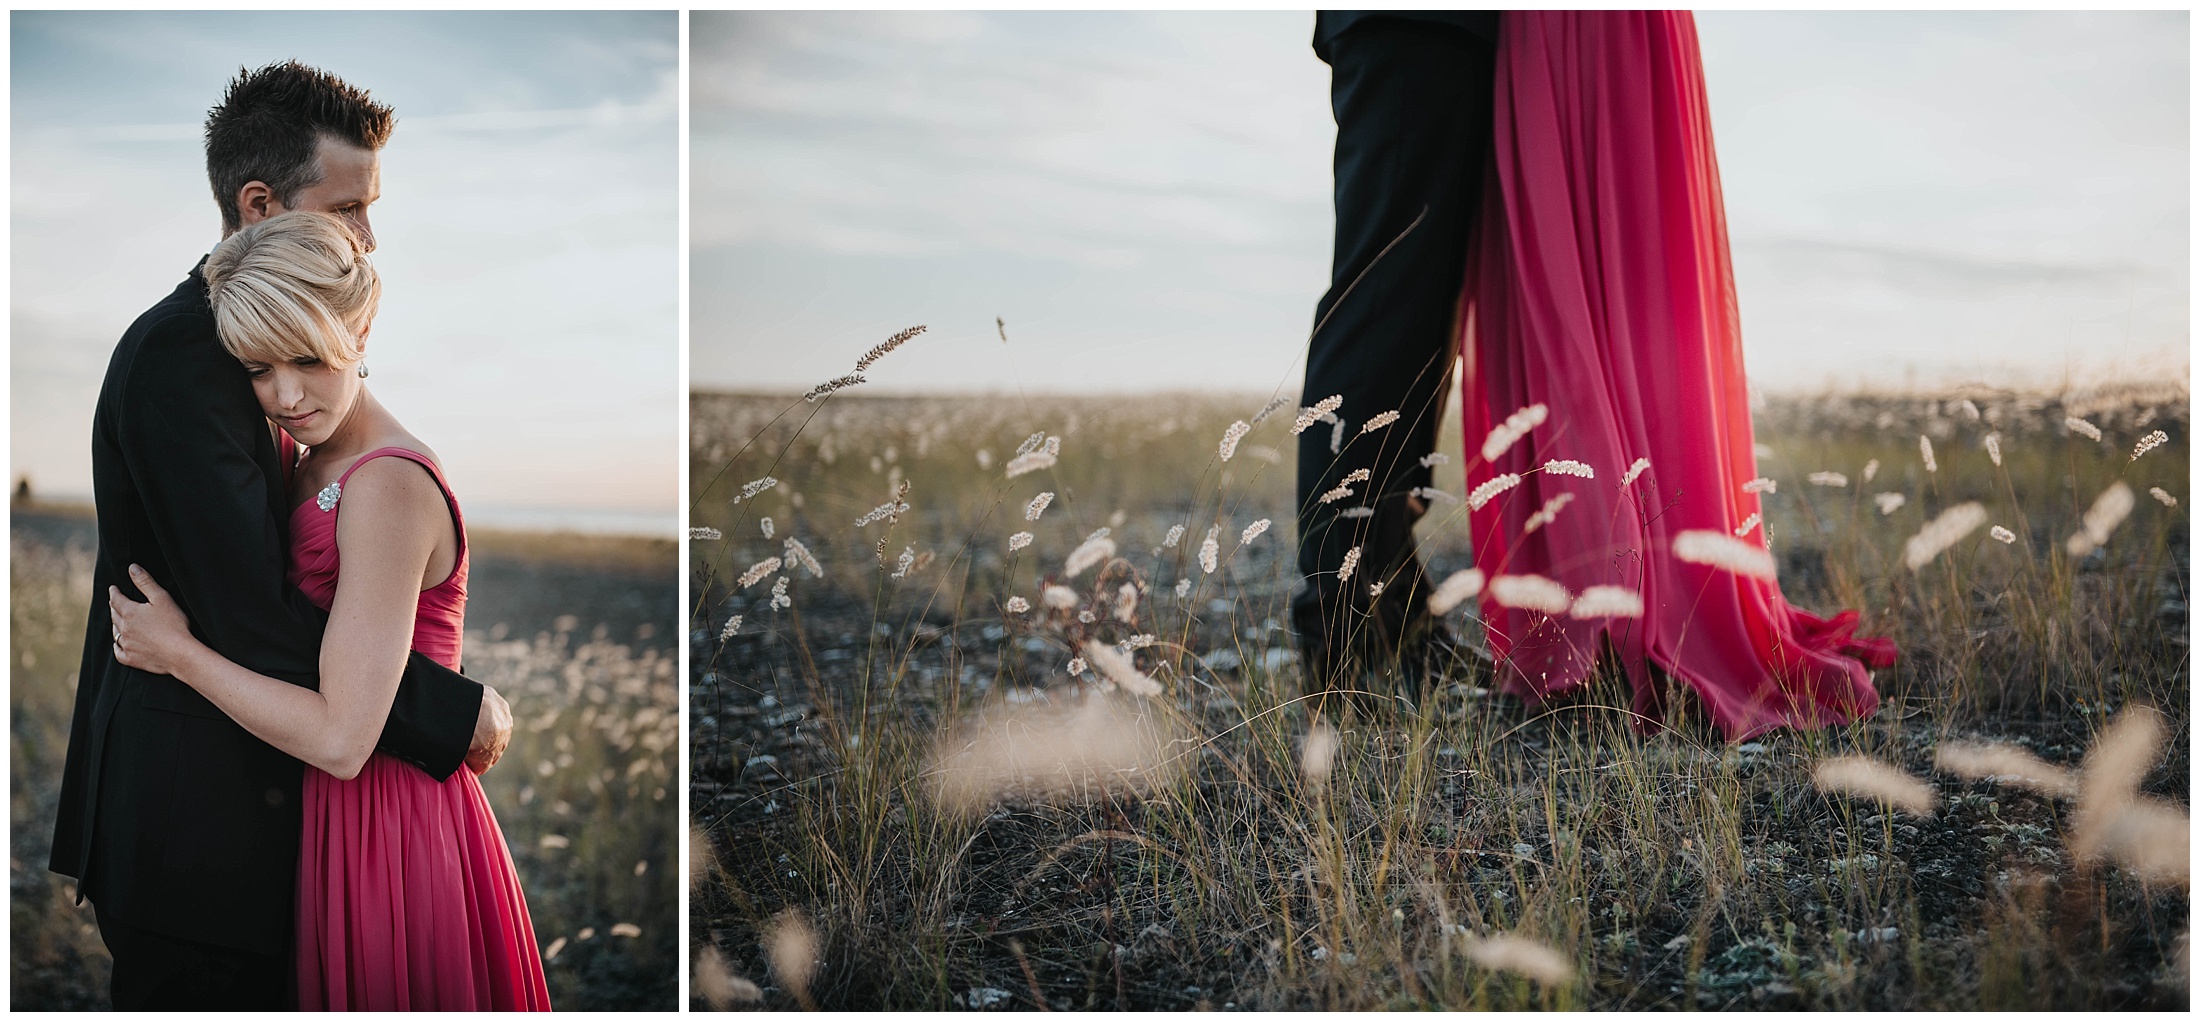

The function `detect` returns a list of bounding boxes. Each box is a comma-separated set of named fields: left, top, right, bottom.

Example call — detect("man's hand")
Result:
left=466, top=685, right=512, bottom=775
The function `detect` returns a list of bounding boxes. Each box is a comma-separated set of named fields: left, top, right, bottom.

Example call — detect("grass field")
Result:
left=9, top=504, right=679, bottom=1010
left=690, top=383, right=2186, bottom=1011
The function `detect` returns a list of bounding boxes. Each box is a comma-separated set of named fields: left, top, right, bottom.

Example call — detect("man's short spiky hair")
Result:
left=204, top=61, right=394, bottom=234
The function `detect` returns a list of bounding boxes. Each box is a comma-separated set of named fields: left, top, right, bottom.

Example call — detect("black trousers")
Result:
left=96, top=903, right=288, bottom=1009
left=1294, top=19, right=1498, bottom=680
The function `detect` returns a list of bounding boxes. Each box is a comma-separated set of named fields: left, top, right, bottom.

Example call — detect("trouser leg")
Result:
left=1295, top=20, right=1497, bottom=690
left=97, top=903, right=288, bottom=1010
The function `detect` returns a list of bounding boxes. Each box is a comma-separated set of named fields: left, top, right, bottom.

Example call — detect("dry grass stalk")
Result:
left=1568, top=585, right=1643, bottom=619
left=765, top=910, right=820, bottom=1010
left=1466, top=473, right=1522, bottom=511
left=1082, top=640, right=1162, bottom=698
left=1523, top=492, right=1574, bottom=535
left=1813, top=755, right=1938, bottom=816
left=2064, top=481, right=2134, bottom=558
left=2065, top=415, right=2103, bottom=442
left=928, top=695, right=1176, bottom=815
left=1359, top=409, right=1400, bottom=435
left=1198, top=526, right=1221, bottom=574
left=1025, top=492, right=1054, bottom=521
left=1005, top=450, right=1057, bottom=479
left=1480, top=403, right=1548, bottom=461
left=1064, top=534, right=1117, bottom=578
left=1920, top=435, right=1937, bottom=473
left=1461, top=933, right=1576, bottom=986
left=1489, top=574, right=1569, bottom=614
left=1619, top=456, right=1651, bottom=488
left=1337, top=546, right=1362, bottom=584
left=1902, top=501, right=1988, bottom=570
left=696, top=945, right=763, bottom=1008
left=2149, top=486, right=2178, bottom=508
left=1429, top=569, right=1485, bottom=615
left=1218, top=420, right=1250, bottom=461
left=1292, top=395, right=1343, bottom=436
left=737, top=556, right=783, bottom=589
left=1300, top=723, right=1339, bottom=785
left=1933, top=742, right=2078, bottom=797
left=1673, top=530, right=1776, bottom=581
left=852, top=324, right=925, bottom=372
left=2070, top=705, right=2163, bottom=863
left=1542, top=459, right=1594, bottom=479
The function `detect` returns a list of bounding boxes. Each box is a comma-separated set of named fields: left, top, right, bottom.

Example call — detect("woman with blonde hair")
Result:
left=108, top=210, right=551, bottom=1009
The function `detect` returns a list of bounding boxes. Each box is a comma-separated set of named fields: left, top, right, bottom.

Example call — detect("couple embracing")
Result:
left=48, top=62, right=551, bottom=1010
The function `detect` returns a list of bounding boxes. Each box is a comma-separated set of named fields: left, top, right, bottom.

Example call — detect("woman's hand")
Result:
left=108, top=564, right=206, bottom=678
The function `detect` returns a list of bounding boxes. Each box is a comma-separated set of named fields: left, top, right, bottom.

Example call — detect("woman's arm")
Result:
left=110, top=457, right=457, bottom=780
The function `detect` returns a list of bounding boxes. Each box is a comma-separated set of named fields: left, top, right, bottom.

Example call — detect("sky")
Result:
left=12, top=11, right=678, bottom=535
left=691, top=11, right=2188, bottom=398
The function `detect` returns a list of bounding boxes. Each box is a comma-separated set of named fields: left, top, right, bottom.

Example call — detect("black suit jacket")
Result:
left=48, top=260, right=484, bottom=955
left=1313, top=10, right=1500, bottom=64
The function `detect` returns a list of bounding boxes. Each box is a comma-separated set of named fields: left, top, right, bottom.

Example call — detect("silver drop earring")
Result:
left=357, top=362, right=370, bottom=379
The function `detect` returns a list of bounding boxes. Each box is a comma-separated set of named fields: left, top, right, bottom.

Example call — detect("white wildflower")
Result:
left=688, top=526, right=723, bottom=541
left=2149, top=487, right=2177, bottom=508
left=1874, top=492, right=1906, bottom=516
left=1619, top=457, right=1651, bottom=488
left=1015, top=431, right=1046, bottom=457
left=1174, top=578, right=1191, bottom=598
left=855, top=500, right=908, bottom=528
left=1119, top=632, right=1155, bottom=651
left=2132, top=429, right=2168, bottom=461
left=1337, top=546, right=1361, bottom=583
left=770, top=576, right=792, bottom=610
left=1160, top=524, right=1184, bottom=549
left=2065, top=416, right=2102, bottom=442
left=2064, top=481, right=2134, bottom=558
left=1742, top=477, right=1776, bottom=494
left=802, top=374, right=865, bottom=402
left=1359, top=409, right=1400, bottom=435
left=1542, top=459, right=1593, bottom=479
left=1673, top=530, right=1776, bottom=581
left=1808, top=472, right=1848, bottom=488
left=1240, top=519, right=1271, bottom=545
left=1734, top=512, right=1761, bottom=538
left=1523, top=493, right=1575, bottom=534
left=1411, top=486, right=1456, bottom=504
left=892, top=546, right=916, bottom=579
left=1199, top=527, right=1220, bottom=574
left=1429, top=569, right=1486, bottom=615
left=1367, top=581, right=1386, bottom=598
left=782, top=538, right=822, bottom=578
left=1292, top=395, right=1343, bottom=436
left=1420, top=452, right=1451, bottom=468
left=760, top=517, right=774, bottom=539
left=1083, top=641, right=1162, bottom=698
left=1251, top=395, right=1292, bottom=424
left=1318, top=484, right=1356, bottom=504
left=732, top=476, right=778, bottom=505
left=720, top=614, right=743, bottom=640
left=1902, top=502, right=1989, bottom=570
left=737, top=557, right=783, bottom=589
left=1065, top=656, right=1088, bottom=676
left=1480, top=403, right=1548, bottom=462
left=1339, top=507, right=1374, bottom=519
left=1466, top=473, right=1522, bottom=511
left=852, top=325, right=924, bottom=372
left=1488, top=574, right=1570, bottom=613
left=1919, top=435, right=1936, bottom=474
left=1115, top=584, right=1139, bottom=623
left=1064, top=534, right=1118, bottom=578
left=1042, top=585, right=1080, bottom=610
left=1008, top=531, right=1033, bottom=551
left=1983, top=433, right=2002, bottom=467
left=1005, top=450, right=1057, bottom=479
left=1568, top=585, right=1643, bottom=619
left=1218, top=420, right=1251, bottom=461
left=1005, top=596, right=1031, bottom=614
left=1025, top=492, right=1054, bottom=521
left=1989, top=525, right=2016, bottom=544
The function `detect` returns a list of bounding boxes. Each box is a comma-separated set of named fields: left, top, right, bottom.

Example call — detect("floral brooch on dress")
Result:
left=316, top=481, right=342, bottom=512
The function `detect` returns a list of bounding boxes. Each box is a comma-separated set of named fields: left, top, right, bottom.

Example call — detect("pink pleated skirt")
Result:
left=297, top=751, right=552, bottom=1010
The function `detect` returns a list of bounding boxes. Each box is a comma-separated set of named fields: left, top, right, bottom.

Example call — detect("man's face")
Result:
left=270, top=137, right=382, bottom=252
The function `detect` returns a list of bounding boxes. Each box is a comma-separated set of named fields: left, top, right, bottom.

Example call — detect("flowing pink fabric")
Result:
left=287, top=446, right=551, bottom=1010
left=1458, top=11, right=1896, bottom=741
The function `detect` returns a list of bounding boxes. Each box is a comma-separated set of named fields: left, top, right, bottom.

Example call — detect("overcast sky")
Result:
left=691, top=11, right=2187, bottom=398
left=13, top=11, right=677, bottom=534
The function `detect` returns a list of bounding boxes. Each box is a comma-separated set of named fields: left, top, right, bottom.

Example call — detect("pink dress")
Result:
left=1458, top=12, right=1896, bottom=741
left=286, top=446, right=551, bottom=1010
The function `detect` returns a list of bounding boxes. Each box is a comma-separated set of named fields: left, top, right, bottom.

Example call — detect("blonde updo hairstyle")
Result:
left=202, top=210, right=379, bottom=370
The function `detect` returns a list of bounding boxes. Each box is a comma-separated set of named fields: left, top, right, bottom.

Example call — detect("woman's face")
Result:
left=242, top=347, right=364, bottom=447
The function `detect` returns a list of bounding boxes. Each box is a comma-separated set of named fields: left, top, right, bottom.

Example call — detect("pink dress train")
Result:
left=1458, top=11, right=1896, bottom=741
left=287, top=446, right=551, bottom=1010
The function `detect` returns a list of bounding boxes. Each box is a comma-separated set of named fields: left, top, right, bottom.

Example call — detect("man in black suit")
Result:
left=48, top=61, right=513, bottom=1009
left=1295, top=12, right=1499, bottom=700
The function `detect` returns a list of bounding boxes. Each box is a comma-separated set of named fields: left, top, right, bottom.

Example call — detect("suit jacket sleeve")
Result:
left=115, top=311, right=481, bottom=780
